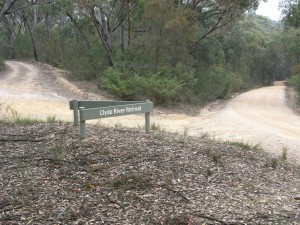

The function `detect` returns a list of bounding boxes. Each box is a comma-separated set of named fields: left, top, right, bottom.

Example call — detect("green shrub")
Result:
left=65, top=56, right=97, bottom=80
left=287, top=75, right=300, bottom=101
left=228, top=71, right=245, bottom=92
left=135, top=73, right=183, bottom=104
left=101, top=67, right=184, bottom=104
left=195, top=65, right=230, bottom=102
left=13, top=34, right=33, bottom=59
left=0, top=56, right=4, bottom=71
left=101, top=67, right=135, bottom=99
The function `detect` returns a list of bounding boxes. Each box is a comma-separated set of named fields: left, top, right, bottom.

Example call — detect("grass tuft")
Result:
left=282, top=146, right=288, bottom=161
left=229, top=141, right=263, bottom=153
left=46, top=115, right=58, bottom=123
left=229, top=141, right=252, bottom=150
left=271, top=158, right=279, bottom=169
left=151, top=122, right=164, bottom=132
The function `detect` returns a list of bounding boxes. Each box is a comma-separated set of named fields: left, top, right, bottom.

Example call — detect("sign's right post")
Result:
left=145, top=112, right=150, bottom=134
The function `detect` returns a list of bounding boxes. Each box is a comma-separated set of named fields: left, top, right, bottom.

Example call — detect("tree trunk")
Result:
left=66, top=12, right=98, bottom=71
left=95, top=6, right=114, bottom=66
left=121, top=25, right=124, bottom=52
left=44, top=0, right=50, bottom=62
left=33, top=4, right=38, bottom=24
left=2, top=16, right=15, bottom=58
left=126, top=0, right=131, bottom=46
left=22, top=11, right=38, bottom=61
left=81, top=1, right=114, bottom=66
left=0, top=0, right=17, bottom=22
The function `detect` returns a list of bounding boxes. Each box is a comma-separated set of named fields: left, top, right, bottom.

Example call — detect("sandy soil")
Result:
left=1, top=61, right=300, bottom=163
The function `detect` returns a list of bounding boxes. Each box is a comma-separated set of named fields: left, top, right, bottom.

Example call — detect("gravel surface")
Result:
left=0, top=122, right=300, bottom=224
left=1, top=60, right=300, bottom=162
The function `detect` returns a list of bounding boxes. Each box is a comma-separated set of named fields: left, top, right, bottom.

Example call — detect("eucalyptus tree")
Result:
left=0, top=0, right=18, bottom=22
left=279, top=0, right=300, bottom=75
left=77, top=0, right=136, bottom=67
left=179, top=0, right=265, bottom=47
left=0, top=0, right=55, bottom=60
left=283, top=1, right=300, bottom=28
left=0, top=0, right=46, bottom=21
left=280, top=0, right=298, bottom=14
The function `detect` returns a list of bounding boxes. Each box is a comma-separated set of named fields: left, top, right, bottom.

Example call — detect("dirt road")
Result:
left=0, top=61, right=73, bottom=120
left=1, top=61, right=300, bottom=162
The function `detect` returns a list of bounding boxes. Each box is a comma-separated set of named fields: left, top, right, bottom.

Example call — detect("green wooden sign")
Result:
left=70, top=100, right=153, bottom=139
left=80, top=102, right=153, bottom=120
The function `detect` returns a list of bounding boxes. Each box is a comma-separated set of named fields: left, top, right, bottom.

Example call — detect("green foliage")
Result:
left=280, top=28, right=300, bottom=66
left=13, top=34, right=33, bottom=59
left=46, top=115, right=58, bottom=123
left=282, top=146, right=288, bottom=160
left=101, top=68, right=134, bottom=99
left=284, top=2, right=300, bottom=28
left=287, top=75, right=300, bottom=102
left=1, top=0, right=294, bottom=105
left=212, top=153, right=222, bottom=164
left=14, top=117, right=40, bottom=125
left=230, top=141, right=253, bottom=150
left=136, top=74, right=183, bottom=104
left=270, top=158, right=279, bottom=169
left=192, top=38, right=225, bottom=65
left=222, top=15, right=287, bottom=87
left=195, top=66, right=230, bottom=102
left=32, top=23, right=105, bottom=80
left=205, top=167, right=213, bottom=177
left=230, top=141, right=263, bottom=153
left=101, top=67, right=184, bottom=104
left=0, top=56, right=4, bottom=71
left=129, top=0, right=198, bottom=71
left=228, top=71, right=246, bottom=92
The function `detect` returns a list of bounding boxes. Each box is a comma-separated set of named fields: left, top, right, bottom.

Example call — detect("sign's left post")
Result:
left=73, top=100, right=79, bottom=126
left=79, top=107, right=87, bottom=139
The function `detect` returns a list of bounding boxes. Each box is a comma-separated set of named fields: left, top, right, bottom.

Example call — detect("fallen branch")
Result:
left=0, top=204, right=26, bottom=213
left=158, top=185, right=190, bottom=202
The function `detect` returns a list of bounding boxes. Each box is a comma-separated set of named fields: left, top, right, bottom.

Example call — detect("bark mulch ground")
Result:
left=0, top=122, right=300, bottom=225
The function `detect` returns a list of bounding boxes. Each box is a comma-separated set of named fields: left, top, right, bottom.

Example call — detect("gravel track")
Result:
left=1, top=61, right=300, bottom=163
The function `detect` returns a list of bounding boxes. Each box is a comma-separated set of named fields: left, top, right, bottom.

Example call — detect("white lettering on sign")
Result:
left=126, top=106, right=142, bottom=113
left=113, top=108, right=126, bottom=114
left=100, top=109, right=113, bottom=116
left=100, top=106, right=143, bottom=117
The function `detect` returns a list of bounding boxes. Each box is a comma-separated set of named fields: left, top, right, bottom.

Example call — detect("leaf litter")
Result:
left=0, top=122, right=300, bottom=225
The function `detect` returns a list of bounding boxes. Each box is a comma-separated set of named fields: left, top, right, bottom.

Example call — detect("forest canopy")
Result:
left=0, top=0, right=299, bottom=104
